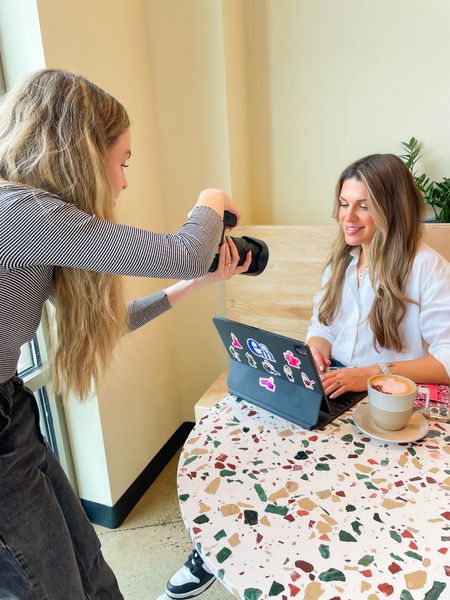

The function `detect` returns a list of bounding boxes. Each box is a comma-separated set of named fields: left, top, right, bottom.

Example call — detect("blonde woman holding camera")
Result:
left=0, top=69, right=250, bottom=599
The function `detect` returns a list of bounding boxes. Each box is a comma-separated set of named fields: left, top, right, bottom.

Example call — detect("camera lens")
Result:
left=228, top=235, right=269, bottom=276
left=208, top=211, right=269, bottom=276
left=209, top=235, right=269, bottom=276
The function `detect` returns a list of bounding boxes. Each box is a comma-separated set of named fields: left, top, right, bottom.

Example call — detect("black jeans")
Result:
left=0, top=377, right=123, bottom=600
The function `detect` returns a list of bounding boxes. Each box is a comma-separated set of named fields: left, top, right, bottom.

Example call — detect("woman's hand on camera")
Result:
left=195, top=189, right=241, bottom=225
left=205, top=237, right=251, bottom=283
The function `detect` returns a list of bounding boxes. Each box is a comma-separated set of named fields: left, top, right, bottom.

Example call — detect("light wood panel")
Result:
left=422, top=224, right=450, bottom=261
left=226, top=226, right=336, bottom=341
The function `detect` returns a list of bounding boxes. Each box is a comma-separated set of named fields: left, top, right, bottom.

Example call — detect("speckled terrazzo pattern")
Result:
left=178, top=397, right=450, bottom=600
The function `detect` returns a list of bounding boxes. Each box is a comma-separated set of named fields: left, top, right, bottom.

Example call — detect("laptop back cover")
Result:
left=213, top=316, right=324, bottom=430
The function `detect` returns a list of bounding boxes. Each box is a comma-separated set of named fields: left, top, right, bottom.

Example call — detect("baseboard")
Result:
left=81, top=420, right=195, bottom=529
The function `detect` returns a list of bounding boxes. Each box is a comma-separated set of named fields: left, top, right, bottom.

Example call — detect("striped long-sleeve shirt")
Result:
left=0, top=184, right=223, bottom=383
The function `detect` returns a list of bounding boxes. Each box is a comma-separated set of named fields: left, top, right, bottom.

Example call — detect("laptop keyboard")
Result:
left=327, top=392, right=364, bottom=416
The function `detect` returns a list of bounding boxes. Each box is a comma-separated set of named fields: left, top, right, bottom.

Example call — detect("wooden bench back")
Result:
left=225, top=224, right=450, bottom=340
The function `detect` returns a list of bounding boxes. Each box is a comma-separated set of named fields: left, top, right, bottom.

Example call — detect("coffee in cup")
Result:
left=367, top=374, right=424, bottom=431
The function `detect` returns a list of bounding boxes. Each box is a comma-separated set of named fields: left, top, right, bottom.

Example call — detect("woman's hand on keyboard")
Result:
left=322, top=364, right=380, bottom=399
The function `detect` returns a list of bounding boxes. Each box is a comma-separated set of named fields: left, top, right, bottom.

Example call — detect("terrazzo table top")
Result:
left=177, top=396, right=450, bottom=600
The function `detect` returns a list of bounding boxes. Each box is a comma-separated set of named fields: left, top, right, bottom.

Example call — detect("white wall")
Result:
left=0, top=0, right=45, bottom=85
left=245, top=0, right=450, bottom=224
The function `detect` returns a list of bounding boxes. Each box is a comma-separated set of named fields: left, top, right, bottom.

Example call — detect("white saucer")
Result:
left=353, top=404, right=429, bottom=443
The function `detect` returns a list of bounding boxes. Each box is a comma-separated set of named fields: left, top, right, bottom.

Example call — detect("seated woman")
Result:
left=307, top=153, right=450, bottom=398
left=162, top=152, right=450, bottom=600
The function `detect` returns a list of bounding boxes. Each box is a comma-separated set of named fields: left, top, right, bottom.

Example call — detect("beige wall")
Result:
left=246, top=0, right=450, bottom=225
left=2, top=0, right=449, bottom=505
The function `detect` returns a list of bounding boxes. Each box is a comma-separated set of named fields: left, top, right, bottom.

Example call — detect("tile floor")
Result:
left=94, top=451, right=230, bottom=600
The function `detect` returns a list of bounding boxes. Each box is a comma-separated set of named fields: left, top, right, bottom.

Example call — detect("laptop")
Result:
left=213, top=316, right=366, bottom=430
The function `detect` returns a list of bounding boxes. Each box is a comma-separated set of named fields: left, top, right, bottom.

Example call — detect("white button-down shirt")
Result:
left=307, top=244, right=450, bottom=377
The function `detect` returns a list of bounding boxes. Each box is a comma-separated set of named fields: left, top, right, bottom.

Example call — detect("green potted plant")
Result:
left=399, top=137, right=450, bottom=223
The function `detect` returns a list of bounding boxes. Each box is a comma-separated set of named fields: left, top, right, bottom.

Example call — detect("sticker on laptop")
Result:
left=301, top=371, right=316, bottom=390
left=247, top=338, right=276, bottom=362
left=245, top=352, right=258, bottom=368
left=231, top=333, right=243, bottom=349
left=262, top=360, right=281, bottom=377
left=259, top=376, right=275, bottom=392
left=229, top=345, right=241, bottom=361
left=283, top=350, right=301, bottom=369
left=283, top=364, right=295, bottom=383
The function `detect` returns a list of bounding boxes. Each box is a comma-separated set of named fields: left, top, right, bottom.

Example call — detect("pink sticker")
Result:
left=231, top=333, right=243, bottom=349
left=301, top=371, right=316, bottom=390
left=284, top=350, right=301, bottom=369
left=259, top=376, right=275, bottom=392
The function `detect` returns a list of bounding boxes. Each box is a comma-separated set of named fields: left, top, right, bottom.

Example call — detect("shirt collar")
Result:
left=349, top=247, right=362, bottom=264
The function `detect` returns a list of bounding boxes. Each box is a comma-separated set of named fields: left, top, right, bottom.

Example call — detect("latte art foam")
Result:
left=370, top=376, right=414, bottom=395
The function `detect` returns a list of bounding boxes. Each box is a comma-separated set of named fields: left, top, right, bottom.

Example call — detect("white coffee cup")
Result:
left=367, top=374, right=429, bottom=431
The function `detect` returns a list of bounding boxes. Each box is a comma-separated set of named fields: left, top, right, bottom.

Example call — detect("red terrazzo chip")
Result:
left=378, top=582, right=394, bottom=596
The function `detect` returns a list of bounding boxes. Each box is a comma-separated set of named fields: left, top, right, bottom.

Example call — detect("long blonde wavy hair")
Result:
left=317, top=153, right=423, bottom=352
left=0, top=69, right=130, bottom=399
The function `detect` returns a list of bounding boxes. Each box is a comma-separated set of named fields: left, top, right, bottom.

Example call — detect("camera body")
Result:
left=208, top=211, right=269, bottom=276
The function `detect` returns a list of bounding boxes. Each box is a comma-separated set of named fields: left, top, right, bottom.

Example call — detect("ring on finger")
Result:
left=336, top=379, right=342, bottom=386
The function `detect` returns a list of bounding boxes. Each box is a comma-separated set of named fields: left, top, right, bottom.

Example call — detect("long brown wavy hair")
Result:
left=317, top=153, right=423, bottom=352
left=0, top=69, right=130, bottom=399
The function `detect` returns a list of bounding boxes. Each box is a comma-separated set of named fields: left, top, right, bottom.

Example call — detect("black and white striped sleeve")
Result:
left=127, top=291, right=172, bottom=331
left=0, top=189, right=223, bottom=280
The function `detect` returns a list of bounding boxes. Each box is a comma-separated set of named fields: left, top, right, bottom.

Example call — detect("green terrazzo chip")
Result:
left=358, top=555, right=374, bottom=566
left=193, top=514, right=209, bottom=525
left=265, top=504, right=288, bottom=516
left=295, top=451, right=308, bottom=460
left=220, top=469, right=236, bottom=477
left=389, top=531, right=402, bottom=543
left=216, top=547, right=232, bottom=563
left=339, top=530, right=357, bottom=542
left=315, top=463, right=330, bottom=471
left=405, top=550, right=422, bottom=561
left=318, top=568, right=346, bottom=582
left=244, top=510, right=259, bottom=525
left=268, top=580, right=285, bottom=595
left=214, top=529, right=226, bottom=541
left=351, top=521, right=363, bottom=535
left=244, top=589, right=263, bottom=600
left=424, top=581, right=446, bottom=600
left=254, top=483, right=267, bottom=501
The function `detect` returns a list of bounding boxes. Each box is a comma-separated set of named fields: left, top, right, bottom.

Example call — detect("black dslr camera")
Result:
left=208, top=211, right=269, bottom=276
